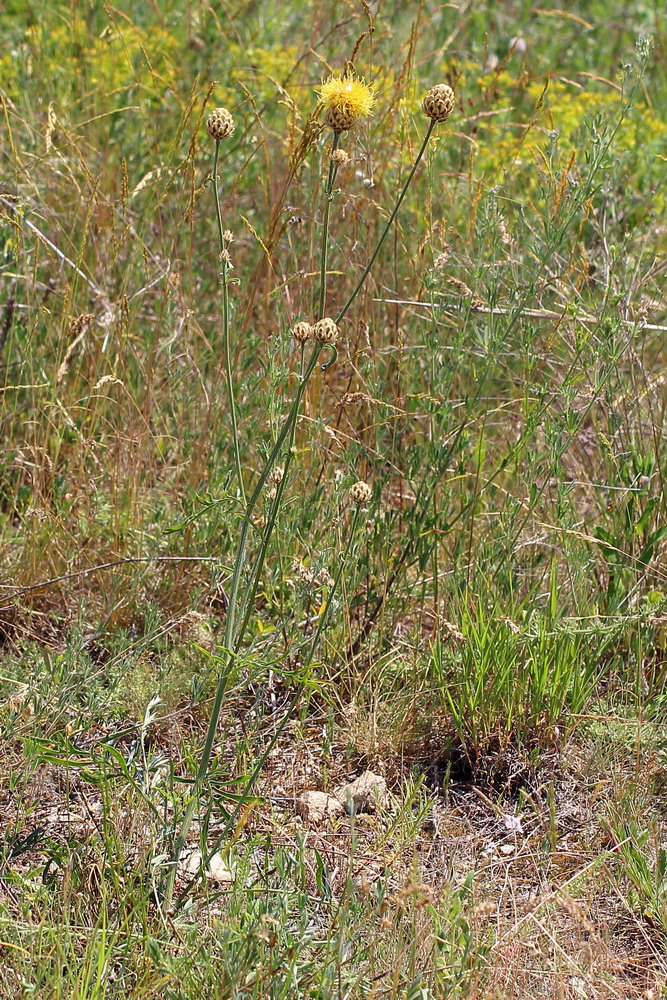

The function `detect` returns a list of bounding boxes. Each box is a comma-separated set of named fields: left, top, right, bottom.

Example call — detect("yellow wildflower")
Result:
left=318, top=74, right=375, bottom=132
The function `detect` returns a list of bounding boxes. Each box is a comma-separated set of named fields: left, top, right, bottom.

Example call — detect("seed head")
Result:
left=421, top=84, right=455, bottom=123
left=332, top=148, right=350, bottom=166
left=269, top=466, right=284, bottom=485
left=292, top=321, right=313, bottom=344
left=349, top=480, right=372, bottom=506
left=318, top=75, right=375, bottom=132
left=222, top=230, right=234, bottom=243
left=312, top=317, right=339, bottom=344
left=220, top=248, right=232, bottom=266
left=206, top=107, right=235, bottom=140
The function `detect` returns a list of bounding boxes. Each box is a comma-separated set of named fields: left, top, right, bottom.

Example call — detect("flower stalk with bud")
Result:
left=206, top=108, right=245, bottom=503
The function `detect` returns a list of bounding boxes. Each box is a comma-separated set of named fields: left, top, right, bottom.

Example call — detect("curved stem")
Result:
left=317, top=131, right=340, bottom=321
left=213, top=140, right=246, bottom=504
left=336, top=119, right=436, bottom=324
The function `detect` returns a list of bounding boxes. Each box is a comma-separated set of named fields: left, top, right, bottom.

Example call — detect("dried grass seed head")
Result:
left=422, top=84, right=455, bottom=123
left=292, top=321, right=313, bottom=344
left=349, top=480, right=372, bottom=506
left=206, top=107, right=235, bottom=140
left=319, top=75, right=375, bottom=132
left=312, top=317, right=339, bottom=344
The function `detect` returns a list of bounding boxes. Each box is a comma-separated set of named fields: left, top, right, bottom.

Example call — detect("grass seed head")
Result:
left=319, top=75, right=375, bottom=132
left=292, top=321, right=313, bottom=344
left=312, top=317, right=339, bottom=344
left=206, top=107, right=235, bottom=140
left=349, top=480, right=372, bottom=506
left=422, top=84, right=455, bottom=123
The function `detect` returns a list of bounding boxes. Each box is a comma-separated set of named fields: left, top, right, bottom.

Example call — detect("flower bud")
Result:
left=206, top=107, right=235, bottom=140
left=348, top=480, right=372, bottom=506
left=312, top=317, right=339, bottom=344
left=292, top=321, right=313, bottom=344
left=421, top=84, right=455, bottom=123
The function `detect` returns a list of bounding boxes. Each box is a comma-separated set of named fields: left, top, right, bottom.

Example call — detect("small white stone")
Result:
left=296, top=790, right=345, bottom=825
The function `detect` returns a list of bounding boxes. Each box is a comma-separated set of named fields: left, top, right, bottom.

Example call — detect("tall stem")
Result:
left=173, top=506, right=363, bottom=911
left=163, top=349, right=320, bottom=906
left=336, top=119, right=436, bottom=324
left=317, top=131, right=340, bottom=320
left=213, top=140, right=246, bottom=504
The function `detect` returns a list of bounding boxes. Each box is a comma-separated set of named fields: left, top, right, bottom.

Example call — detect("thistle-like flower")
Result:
left=421, top=84, right=455, bottom=123
left=292, top=321, right=313, bottom=344
left=349, top=480, right=372, bottom=506
left=206, top=107, right=235, bottom=140
left=318, top=75, right=375, bottom=132
left=312, top=317, right=339, bottom=344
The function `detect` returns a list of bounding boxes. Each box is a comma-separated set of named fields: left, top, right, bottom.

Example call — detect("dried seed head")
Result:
left=292, top=321, right=313, bottom=344
left=349, top=480, right=372, bottom=506
left=269, top=465, right=284, bottom=484
left=433, top=248, right=452, bottom=270
left=332, top=148, right=350, bottom=165
left=206, top=107, right=235, bottom=140
left=421, top=84, right=455, bottom=123
left=222, top=230, right=234, bottom=243
left=312, top=317, right=339, bottom=344
left=220, top=248, right=232, bottom=265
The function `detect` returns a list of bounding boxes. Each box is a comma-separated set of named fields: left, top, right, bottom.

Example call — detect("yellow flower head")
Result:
left=318, top=74, right=375, bottom=132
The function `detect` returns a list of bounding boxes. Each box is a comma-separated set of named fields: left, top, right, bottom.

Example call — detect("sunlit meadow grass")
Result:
left=1, top=1, right=667, bottom=996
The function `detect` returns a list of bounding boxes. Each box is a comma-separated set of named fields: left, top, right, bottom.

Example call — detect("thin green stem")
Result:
left=163, top=349, right=320, bottom=906
left=317, top=131, right=340, bottom=321
left=336, top=119, right=436, bottom=324
left=213, top=140, right=246, bottom=504
left=173, top=506, right=363, bottom=911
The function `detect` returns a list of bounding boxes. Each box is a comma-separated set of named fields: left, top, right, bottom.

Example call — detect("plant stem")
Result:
left=164, top=129, right=350, bottom=909
left=213, top=140, right=245, bottom=504
left=163, top=349, right=320, bottom=906
left=336, top=119, right=436, bottom=324
left=317, top=131, right=340, bottom=321
left=173, top=506, right=362, bottom=911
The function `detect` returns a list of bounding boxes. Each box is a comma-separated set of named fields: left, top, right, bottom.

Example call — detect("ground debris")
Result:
left=336, top=770, right=388, bottom=815
left=180, top=849, right=234, bottom=884
left=296, top=790, right=345, bottom=825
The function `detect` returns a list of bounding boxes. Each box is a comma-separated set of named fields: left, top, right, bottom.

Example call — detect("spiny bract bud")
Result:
left=206, top=107, right=235, bottom=140
left=421, top=84, right=455, bottom=123
left=312, top=317, right=339, bottom=344
left=292, top=321, right=313, bottom=344
left=349, top=480, right=372, bottom=506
